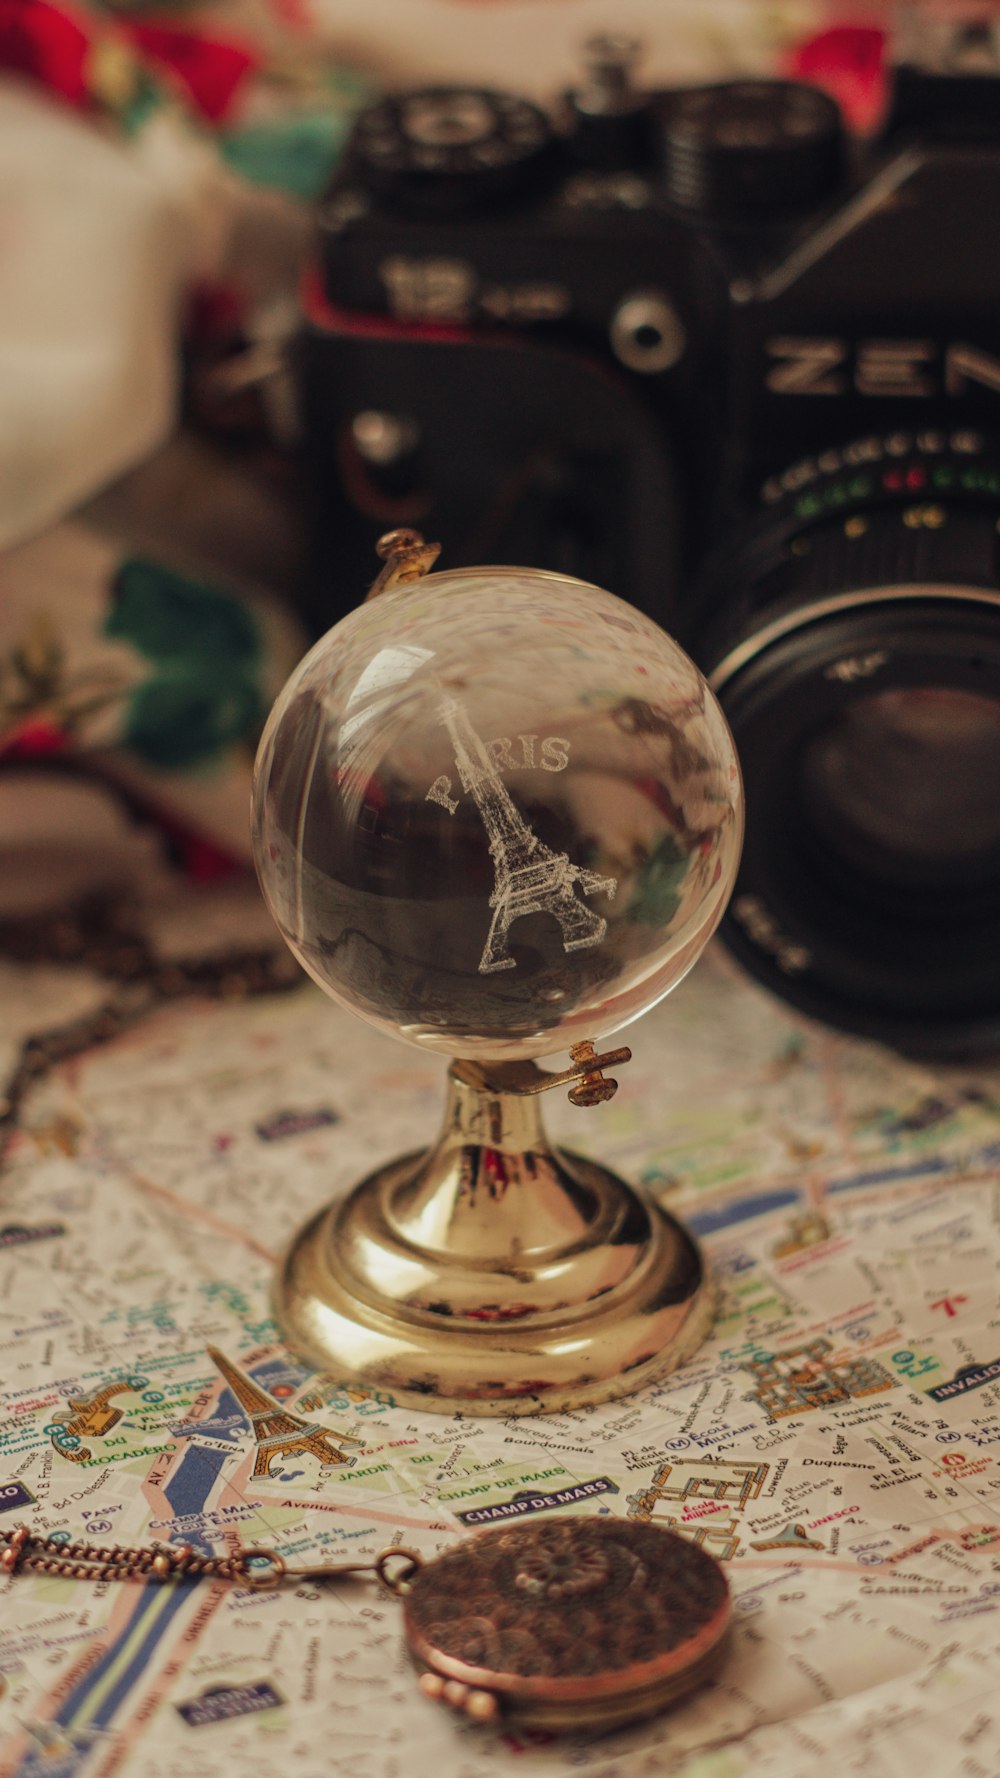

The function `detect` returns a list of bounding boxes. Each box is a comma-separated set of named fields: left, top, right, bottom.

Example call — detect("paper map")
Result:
left=4, top=937, right=1000, bottom=1778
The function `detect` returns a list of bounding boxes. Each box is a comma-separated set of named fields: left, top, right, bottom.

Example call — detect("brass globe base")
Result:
left=274, top=1062, right=715, bottom=1415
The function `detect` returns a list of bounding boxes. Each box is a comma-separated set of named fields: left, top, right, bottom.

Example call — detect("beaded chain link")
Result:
left=0, top=1524, right=422, bottom=1593
left=1, top=1524, right=256, bottom=1586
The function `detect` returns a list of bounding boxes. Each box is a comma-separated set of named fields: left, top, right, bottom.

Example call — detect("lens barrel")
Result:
left=704, top=433, right=1000, bottom=1055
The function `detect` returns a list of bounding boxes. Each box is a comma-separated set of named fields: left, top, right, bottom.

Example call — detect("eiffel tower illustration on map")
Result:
left=207, top=1348, right=363, bottom=1478
left=437, top=698, right=618, bottom=975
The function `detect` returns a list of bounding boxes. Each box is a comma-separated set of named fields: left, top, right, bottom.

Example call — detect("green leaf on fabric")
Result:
left=219, top=113, right=349, bottom=202
left=106, top=559, right=260, bottom=669
left=218, top=74, right=371, bottom=200
left=122, top=671, right=262, bottom=770
left=106, top=558, right=267, bottom=769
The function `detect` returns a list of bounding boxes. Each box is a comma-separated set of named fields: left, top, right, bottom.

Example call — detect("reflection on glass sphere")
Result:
left=252, top=567, right=743, bottom=1059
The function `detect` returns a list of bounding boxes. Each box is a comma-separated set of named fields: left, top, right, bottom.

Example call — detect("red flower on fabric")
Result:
left=0, top=0, right=259, bottom=123
left=784, top=23, right=888, bottom=135
left=126, top=19, right=257, bottom=123
left=161, top=825, right=244, bottom=881
left=0, top=717, right=70, bottom=759
left=0, top=0, right=90, bottom=106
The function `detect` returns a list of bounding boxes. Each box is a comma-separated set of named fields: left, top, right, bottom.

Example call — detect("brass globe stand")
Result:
left=275, top=1042, right=715, bottom=1415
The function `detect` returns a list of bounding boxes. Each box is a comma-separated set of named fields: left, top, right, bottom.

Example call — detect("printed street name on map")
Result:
left=455, top=1478, right=616, bottom=1525
left=176, top=1682, right=284, bottom=1727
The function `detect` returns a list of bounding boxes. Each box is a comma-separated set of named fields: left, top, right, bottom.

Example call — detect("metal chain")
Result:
left=1, top=1525, right=255, bottom=1587
left=0, top=890, right=300, bottom=1166
left=0, top=1525, right=423, bottom=1594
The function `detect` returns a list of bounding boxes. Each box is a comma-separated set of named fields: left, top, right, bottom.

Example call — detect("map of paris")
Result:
left=5, top=939, right=1000, bottom=1777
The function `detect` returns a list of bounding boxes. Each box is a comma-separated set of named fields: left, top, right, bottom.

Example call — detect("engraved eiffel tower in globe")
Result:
left=252, top=531, right=744, bottom=1415
left=207, top=1348, right=362, bottom=1477
left=439, top=697, right=618, bottom=974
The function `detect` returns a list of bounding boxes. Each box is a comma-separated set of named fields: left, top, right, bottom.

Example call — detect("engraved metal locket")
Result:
left=399, top=1517, right=732, bottom=1732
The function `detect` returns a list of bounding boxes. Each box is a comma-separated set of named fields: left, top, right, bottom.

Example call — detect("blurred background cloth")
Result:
left=0, top=0, right=369, bottom=901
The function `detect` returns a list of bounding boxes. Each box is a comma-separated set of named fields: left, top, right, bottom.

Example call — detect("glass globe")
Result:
left=252, top=567, right=743, bottom=1060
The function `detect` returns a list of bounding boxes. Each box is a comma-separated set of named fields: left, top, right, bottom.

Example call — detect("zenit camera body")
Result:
left=299, top=24, right=1000, bottom=1055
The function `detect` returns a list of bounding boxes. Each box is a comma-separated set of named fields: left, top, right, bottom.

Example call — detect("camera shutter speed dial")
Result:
left=352, top=88, right=553, bottom=212
left=662, top=80, right=843, bottom=217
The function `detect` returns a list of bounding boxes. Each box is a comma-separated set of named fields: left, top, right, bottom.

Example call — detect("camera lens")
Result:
left=802, top=686, right=1000, bottom=886
left=705, top=432, right=1000, bottom=1054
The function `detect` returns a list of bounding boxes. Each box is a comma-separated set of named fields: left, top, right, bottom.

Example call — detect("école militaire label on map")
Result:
left=455, top=1477, right=617, bottom=1526
left=176, top=1682, right=284, bottom=1727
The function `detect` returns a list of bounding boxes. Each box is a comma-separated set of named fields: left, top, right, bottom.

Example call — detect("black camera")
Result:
left=298, top=23, right=1000, bottom=1056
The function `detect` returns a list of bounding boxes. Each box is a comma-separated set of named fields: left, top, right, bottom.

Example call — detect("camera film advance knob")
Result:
left=352, top=87, right=553, bottom=212
left=661, top=80, right=843, bottom=217
left=564, top=33, right=655, bottom=169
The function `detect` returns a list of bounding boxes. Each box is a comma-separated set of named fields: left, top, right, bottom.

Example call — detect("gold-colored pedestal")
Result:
left=275, top=1055, right=714, bottom=1415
